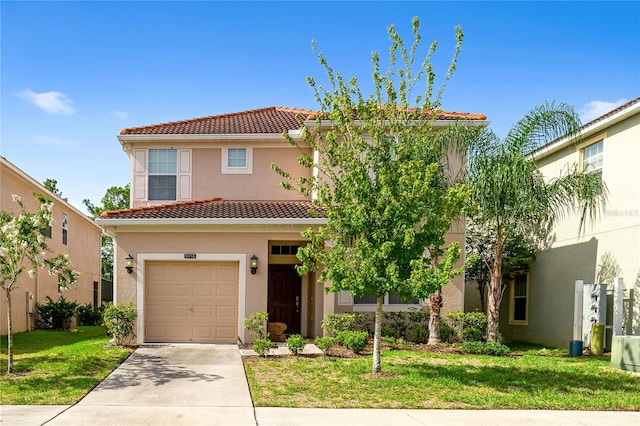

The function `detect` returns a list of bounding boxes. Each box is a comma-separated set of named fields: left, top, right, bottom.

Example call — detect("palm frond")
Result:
left=504, top=101, right=582, bottom=155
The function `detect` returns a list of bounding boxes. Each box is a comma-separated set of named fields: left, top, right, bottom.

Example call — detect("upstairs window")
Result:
left=582, top=140, right=603, bottom=174
left=227, top=148, right=247, bottom=168
left=222, top=147, right=253, bottom=174
left=148, top=149, right=177, bottom=201
left=62, top=213, right=68, bottom=245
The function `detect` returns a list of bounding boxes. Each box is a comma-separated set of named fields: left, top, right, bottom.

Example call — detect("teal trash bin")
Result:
left=570, top=340, right=583, bottom=357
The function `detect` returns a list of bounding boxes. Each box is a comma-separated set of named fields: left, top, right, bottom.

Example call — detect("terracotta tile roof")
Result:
left=99, top=198, right=326, bottom=220
left=120, top=106, right=487, bottom=135
left=120, top=107, right=317, bottom=135
left=580, top=97, right=640, bottom=129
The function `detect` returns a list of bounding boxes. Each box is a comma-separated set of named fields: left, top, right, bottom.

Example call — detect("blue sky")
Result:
left=2, top=1, right=639, bottom=212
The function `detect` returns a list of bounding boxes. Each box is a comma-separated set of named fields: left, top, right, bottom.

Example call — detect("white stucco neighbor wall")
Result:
left=499, top=106, right=640, bottom=348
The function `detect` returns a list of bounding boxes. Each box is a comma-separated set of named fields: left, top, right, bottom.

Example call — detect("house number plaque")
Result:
left=184, top=253, right=197, bottom=259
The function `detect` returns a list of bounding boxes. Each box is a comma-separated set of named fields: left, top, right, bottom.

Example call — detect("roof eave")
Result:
left=0, top=157, right=101, bottom=231
left=96, top=217, right=327, bottom=227
left=118, top=132, right=302, bottom=143
left=532, top=100, right=640, bottom=160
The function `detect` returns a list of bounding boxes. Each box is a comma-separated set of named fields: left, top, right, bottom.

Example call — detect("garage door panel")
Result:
left=216, top=305, right=236, bottom=318
left=216, top=327, right=236, bottom=339
left=145, top=261, right=239, bottom=343
left=215, top=264, right=238, bottom=279
left=216, top=284, right=237, bottom=297
left=192, top=306, right=213, bottom=318
left=192, top=327, right=214, bottom=340
left=170, top=285, right=190, bottom=297
left=193, top=285, right=214, bottom=297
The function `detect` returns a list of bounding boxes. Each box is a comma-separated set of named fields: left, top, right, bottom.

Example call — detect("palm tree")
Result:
left=467, top=102, right=606, bottom=342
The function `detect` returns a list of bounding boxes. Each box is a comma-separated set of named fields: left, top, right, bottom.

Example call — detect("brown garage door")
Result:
left=145, top=261, right=238, bottom=343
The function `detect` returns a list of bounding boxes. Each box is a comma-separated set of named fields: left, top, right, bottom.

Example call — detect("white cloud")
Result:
left=111, top=110, right=128, bottom=119
left=578, top=98, right=628, bottom=123
left=33, top=134, right=76, bottom=146
left=17, top=89, right=76, bottom=115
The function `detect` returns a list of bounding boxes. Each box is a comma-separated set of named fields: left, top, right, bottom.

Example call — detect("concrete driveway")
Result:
left=45, top=344, right=255, bottom=425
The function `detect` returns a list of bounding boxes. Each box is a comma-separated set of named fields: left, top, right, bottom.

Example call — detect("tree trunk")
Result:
left=427, top=288, right=442, bottom=344
left=6, top=289, right=13, bottom=374
left=486, top=231, right=504, bottom=343
left=372, top=296, right=383, bottom=374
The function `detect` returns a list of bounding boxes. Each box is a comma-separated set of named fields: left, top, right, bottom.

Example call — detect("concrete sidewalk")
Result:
left=1, top=344, right=638, bottom=425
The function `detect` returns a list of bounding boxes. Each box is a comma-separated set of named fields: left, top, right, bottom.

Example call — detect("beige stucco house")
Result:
left=496, top=97, right=640, bottom=348
left=1, top=156, right=102, bottom=335
left=97, top=106, right=487, bottom=344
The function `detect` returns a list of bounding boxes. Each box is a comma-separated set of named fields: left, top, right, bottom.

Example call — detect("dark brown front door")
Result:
left=268, top=264, right=302, bottom=334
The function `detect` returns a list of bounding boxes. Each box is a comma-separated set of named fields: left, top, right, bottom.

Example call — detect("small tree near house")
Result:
left=274, top=18, right=480, bottom=373
left=466, top=102, right=606, bottom=342
left=1, top=193, right=78, bottom=373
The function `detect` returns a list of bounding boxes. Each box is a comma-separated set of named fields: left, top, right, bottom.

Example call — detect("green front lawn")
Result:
left=245, top=345, right=640, bottom=410
left=0, top=326, right=134, bottom=404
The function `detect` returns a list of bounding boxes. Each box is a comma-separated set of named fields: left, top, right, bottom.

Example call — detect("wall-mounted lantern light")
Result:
left=249, top=255, right=259, bottom=275
left=125, top=254, right=134, bottom=274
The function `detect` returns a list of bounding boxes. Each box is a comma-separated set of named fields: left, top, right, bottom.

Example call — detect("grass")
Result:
left=0, top=326, right=134, bottom=405
left=244, top=344, right=640, bottom=410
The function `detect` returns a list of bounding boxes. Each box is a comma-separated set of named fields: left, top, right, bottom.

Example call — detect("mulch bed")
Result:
left=240, top=340, right=462, bottom=359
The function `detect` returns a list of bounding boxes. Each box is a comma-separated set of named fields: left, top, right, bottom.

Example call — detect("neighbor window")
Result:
left=582, top=140, right=603, bottom=174
left=148, top=149, right=177, bottom=201
left=62, top=213, right=68, bottom=245
left=509, top=273, right=529, bottom=325
left=222, top=147, right=253, bottom=174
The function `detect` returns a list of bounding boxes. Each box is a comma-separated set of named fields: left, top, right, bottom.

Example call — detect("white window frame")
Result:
left=579, top=137, right=604, bottom=175
left=222, top=147, right=253, bottom=174
left=508, top=272, right=529, bottom=326
left=148, top=148, right=178, bottom=201
left=61, top=213, right=68, bottom=245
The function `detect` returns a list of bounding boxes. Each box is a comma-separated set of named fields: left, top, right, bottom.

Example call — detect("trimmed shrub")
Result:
left=406, top=325, right=427, bottom=344
left=314, top=336, right=337, bottom=354
left=321, top=313, right=357, bottom=337
left=458, top=341, right=510, bottom=356
left=244, top=311, right=269, bottom=341
left=445, top=311, right=487, bottom=343
left=336, top=330, right=369, bottom=353
left=36, top=296, right=78, bottom=330
left=76, top=303, right=104, bottom=326
left=253, top=338, right=273, bottom=357
left=381, top=326, right=397, bottom=339
left=439, top=321, right=456, bottom=343
left=103, top=302, right=137, bottom=346
left=286, top=334, right=308, bottom=356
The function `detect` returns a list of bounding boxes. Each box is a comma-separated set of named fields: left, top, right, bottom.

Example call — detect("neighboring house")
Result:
left=0, top=156, right=102, bottom=335
left=97, top=106, right=487, bottom=344
left=496, top=98, right=640, bottom=348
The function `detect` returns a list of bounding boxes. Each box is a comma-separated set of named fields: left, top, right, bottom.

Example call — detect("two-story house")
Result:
left=497, top=97, right=640, bottom=348
left=1, top=156, right=102, bottom=335
left=97, top=106, right=487, bottom=344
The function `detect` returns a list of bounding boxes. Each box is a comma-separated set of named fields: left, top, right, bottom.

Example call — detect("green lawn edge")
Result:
left=0, top=326, right=135, bottom=405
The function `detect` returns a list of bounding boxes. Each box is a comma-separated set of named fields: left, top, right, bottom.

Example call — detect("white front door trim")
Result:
left=136, top=253, right=246, bottom=344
